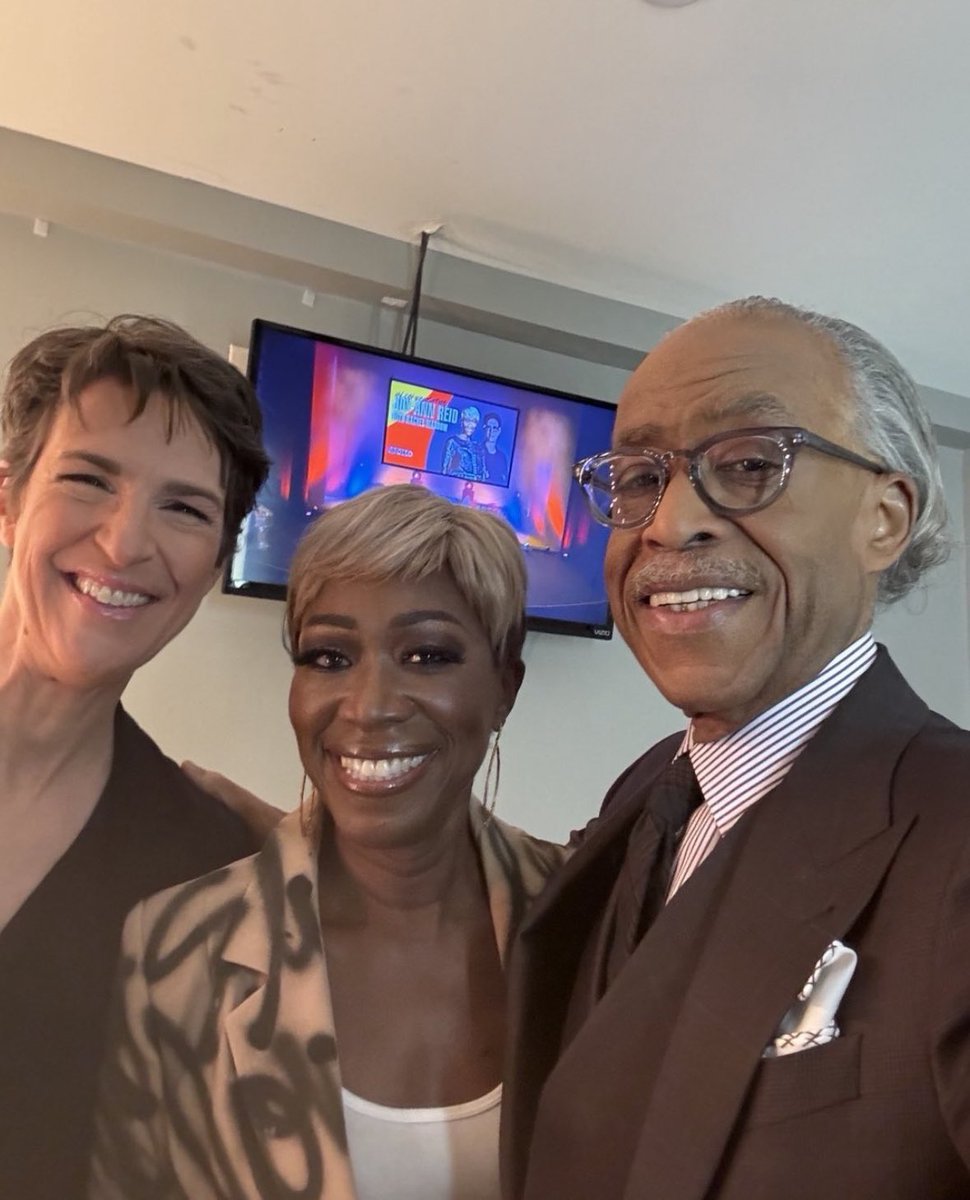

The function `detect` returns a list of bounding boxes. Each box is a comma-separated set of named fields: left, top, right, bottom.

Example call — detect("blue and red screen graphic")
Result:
left=383, top=380, right=519, bottom=489
left=227, top=325, right=616, bottom=633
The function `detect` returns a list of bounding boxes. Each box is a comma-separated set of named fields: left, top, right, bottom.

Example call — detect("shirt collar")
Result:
left=675, top=632, right=877, bottom=832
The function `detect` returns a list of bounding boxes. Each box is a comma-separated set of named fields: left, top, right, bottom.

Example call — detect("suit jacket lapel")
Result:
left=518, top=733, right=683, bottom=951
left=503, top=736, right=681, bottom=1199
left=623, top=649, right=929, bottom=1200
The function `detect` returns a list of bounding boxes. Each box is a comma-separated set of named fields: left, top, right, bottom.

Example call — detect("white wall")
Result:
left=4, top=213, right=969, bottom=843
left=872, top=443, right=970, bottom=727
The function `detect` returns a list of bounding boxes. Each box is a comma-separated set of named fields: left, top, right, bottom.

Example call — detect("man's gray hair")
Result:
left=703, top=296, right=949, bottom=604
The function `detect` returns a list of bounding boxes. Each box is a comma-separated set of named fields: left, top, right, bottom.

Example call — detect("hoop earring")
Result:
left=299, top=772, right=318, bottom=839
left=482, top=725, right=502, bottom=822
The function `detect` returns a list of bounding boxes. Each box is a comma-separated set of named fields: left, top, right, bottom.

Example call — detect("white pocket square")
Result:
left=763, top=939, right=857, bottom=1058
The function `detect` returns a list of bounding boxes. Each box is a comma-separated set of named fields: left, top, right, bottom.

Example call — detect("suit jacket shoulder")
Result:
left=565, top=732, right=683, bottom=851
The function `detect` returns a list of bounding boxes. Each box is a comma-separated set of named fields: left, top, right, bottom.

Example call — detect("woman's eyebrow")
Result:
left=57, top=450, right=121, bottom=474
left=390, top=610, right=465, bottom=629
left=160, top=480, right=224, bottom=509
left=57, top=450, right=223, bottom=508
left=302, top=613, right=357, bottom=631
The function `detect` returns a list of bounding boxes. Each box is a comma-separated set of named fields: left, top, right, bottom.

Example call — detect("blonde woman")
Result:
left=91, top=485, right=565, bottom=1200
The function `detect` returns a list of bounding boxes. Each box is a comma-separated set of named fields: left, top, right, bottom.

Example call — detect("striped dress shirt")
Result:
left=666, top=632, right=877, bottom=900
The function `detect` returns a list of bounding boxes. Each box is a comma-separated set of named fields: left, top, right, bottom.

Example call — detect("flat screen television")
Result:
left=224, top=319, right=617, bottom=639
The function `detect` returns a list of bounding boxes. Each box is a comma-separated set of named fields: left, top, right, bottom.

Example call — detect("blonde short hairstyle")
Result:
left=286, top=485, right=527, bottom=667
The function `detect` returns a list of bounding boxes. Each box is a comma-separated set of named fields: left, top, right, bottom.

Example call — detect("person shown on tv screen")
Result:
left=479, top=412, right=510, bottom=486
left=0, top=316, right=269, bottom=1200
left=90, top=484, right=565, bottom=1200
left=442, top=404, right=485, bottom=481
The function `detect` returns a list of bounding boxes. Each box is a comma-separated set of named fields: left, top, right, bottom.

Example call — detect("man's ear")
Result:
left=863, top=472, right=918, bottom=573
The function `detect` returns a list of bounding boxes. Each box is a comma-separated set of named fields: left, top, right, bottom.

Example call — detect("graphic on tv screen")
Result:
left=384, top=380, right=519, bottom=488
left=226, top=322, right=617, bottom=638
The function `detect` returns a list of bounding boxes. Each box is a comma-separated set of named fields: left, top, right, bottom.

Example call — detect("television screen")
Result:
left=225, top=320, right=617, bottom=639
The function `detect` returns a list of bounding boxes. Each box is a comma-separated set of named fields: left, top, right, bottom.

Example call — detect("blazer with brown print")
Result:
left=90, top=802, right=565, bottom=1200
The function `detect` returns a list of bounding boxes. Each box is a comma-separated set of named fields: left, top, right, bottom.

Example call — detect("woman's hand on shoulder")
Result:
left=181, top=761, right=286, bottom=841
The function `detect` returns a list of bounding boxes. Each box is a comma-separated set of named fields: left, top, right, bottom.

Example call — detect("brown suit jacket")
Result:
left=502, top=649, right=970, bottom=1200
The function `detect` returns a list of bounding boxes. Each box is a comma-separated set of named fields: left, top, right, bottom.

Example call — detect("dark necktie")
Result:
left=611, top=754, right=701, bottom=975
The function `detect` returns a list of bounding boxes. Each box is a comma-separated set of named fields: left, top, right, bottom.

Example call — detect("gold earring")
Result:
left=482, top=725, right=502, bottom=822
left=299, top=772, right=318, bottom=839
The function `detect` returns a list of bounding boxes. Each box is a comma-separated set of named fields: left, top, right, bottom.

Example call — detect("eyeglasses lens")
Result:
left=699, top=434, right=788, bottom=511
left=585, top=455, right=665, bottom=527
left=584, top=434, right=789, bottom=527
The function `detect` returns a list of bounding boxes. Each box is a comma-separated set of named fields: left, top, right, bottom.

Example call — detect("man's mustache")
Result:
left=629, top=555, right=761, bottom=599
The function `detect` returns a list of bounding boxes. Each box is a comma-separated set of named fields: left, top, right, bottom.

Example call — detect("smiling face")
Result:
left=0, top=377, right=225, bottom=692
left=604, top=310, right=915, bottom=740
left=288, top=572, right=519, bottom=850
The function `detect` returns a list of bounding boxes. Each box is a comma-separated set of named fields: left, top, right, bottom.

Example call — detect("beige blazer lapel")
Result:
left=470, top=799, right=568, bottom=968
left=209, top=802, right=559, bottom=1200
left=218, top=813, right=358, bottom=1200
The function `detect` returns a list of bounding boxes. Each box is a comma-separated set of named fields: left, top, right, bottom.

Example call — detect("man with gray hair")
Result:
left=503, top=297, right=970, bottom=1198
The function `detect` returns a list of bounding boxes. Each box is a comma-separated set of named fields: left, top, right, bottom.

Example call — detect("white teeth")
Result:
left=75, top=575, right=152, bottom=608
left=338, top=754, right=428, bottom=782
left=648, top=587, right=748, bottom=609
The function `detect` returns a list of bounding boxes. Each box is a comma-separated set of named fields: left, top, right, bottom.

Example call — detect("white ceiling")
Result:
left=2, top=0, right=970, bottom=397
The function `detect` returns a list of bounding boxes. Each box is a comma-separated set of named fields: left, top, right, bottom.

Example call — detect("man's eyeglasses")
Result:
left=573, top=426, right=887, bottom=531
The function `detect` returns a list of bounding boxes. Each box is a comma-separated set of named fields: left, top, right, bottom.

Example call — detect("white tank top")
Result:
left=342, top=1083, right=502, bottom=1200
